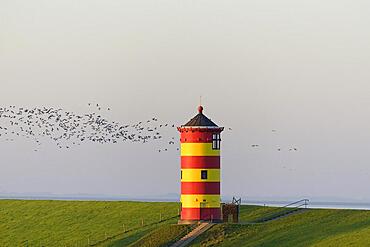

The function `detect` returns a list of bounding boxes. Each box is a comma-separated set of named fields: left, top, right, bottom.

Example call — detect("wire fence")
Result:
left=18, top=212, right=180, bottom=247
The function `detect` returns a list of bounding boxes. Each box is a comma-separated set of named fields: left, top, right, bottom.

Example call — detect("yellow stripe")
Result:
left=181, top=169, right=220, bottom=182
left=181, top=195, right=220, bottom=208
left=181, top=143, right=220, bottom=156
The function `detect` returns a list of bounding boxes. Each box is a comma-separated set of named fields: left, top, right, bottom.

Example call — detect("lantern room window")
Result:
left=212, top=133, right=221, bottom=150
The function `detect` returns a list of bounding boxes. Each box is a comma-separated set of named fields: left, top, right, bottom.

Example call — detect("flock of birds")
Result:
left=0, top=104, right=299, bottom=155
left=251, top=130, right=299, bottom=152
left=0, top=104, right=178, bottom=152
left=251, top=144, right=298, bottom=152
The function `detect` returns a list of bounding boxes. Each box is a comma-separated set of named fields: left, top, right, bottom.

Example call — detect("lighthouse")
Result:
left=178, top=105, right=224, bottom=223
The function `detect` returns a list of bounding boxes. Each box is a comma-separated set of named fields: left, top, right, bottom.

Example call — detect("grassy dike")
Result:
left=2, top=200, right=370, bottom=246
left=190, top=206, right=370, bottom=247
left=0, top=200, right=179, bottom=246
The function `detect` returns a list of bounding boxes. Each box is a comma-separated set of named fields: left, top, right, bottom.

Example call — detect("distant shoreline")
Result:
left=245, top=201, right=370, bottom=210
left=1, top=195, right=370, bottom=210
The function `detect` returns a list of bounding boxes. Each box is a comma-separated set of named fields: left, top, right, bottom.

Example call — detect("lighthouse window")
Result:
left=201, top=170, right=208, bottom=179
left=212, top=134, right=221, bottom=150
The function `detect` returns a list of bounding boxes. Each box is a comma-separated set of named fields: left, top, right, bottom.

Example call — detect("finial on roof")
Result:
left=198, top=105, right=203, bottom=114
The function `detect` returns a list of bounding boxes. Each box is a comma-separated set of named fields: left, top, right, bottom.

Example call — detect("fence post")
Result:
left=160, top=213, right=162, bottom=221
left=141, top=218, right=144, bottom=227
left=123, top=223, right=125, bottom=232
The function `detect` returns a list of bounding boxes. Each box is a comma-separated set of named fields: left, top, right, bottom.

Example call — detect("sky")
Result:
left=1, top=0, right=370, bottom=202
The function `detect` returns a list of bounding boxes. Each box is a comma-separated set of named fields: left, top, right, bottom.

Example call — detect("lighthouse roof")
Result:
left=182, top=105, right=219, bottom=127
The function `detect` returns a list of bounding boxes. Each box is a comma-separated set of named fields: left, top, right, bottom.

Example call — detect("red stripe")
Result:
left=180, top=132, right=214, bottom=143
left=181, top=182, right=220, bottom=194
left=178, top=127, right=223, bottom=134
left=181, top=208, right=221, bottom=220
left=181, top=156, right=220, bottom=169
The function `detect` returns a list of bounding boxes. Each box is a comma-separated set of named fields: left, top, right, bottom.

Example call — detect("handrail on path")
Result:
left=253, top=199, right=309, bottom=223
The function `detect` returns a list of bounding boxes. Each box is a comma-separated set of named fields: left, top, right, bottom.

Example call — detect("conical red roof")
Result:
left=182, top=106, right=218, bottom=127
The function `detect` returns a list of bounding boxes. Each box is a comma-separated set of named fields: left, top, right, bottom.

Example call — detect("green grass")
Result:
left=0, top=200, right=179, bottom=246
left=102, top=222, right=178, bottom=247
left=238, top=205, right=279, bottom=222
left=190, top=206, right=370, bottom=247
left=127, top=224, right=193, bottom=247
left=107, top=226, right=159, bottom=247
left=3, top=200, right=370, bottom=247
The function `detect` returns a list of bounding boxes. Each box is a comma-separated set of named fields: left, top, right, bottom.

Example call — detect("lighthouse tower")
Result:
left=178, top=105, right=224, bottom=223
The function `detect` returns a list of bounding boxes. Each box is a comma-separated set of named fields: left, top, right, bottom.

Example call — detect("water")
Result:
left=244, top=200, right=370, bottom=210
left=2, top=194, right=370, bottom=210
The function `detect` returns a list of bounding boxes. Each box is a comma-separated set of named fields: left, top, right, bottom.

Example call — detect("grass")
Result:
left=127, top=224, right=193, bottom=247
left=3, top=200, right=370, bottom=247
left=107, top=226, right=159, bottom=247
left=190, top=206, right=370, bottom=247
left=0, top=200, right=179, bottom=246
left=238, top=205, right=279, bottom=222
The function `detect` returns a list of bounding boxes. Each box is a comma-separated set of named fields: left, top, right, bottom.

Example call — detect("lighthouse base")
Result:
left=180, top=208, right=222, bottom=222
left=178, top=219, right=223, bottom=225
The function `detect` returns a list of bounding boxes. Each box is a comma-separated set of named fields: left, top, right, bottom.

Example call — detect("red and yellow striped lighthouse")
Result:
left=178, top=105, right=224, bottom=223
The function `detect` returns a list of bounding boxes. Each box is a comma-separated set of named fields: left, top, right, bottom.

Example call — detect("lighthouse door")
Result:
left=200, top=202, right=209, bottom=221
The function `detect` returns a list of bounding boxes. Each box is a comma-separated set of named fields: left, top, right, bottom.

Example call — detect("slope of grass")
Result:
left=190, top=206, right=370, bottom=247
left=311, top=226, right=370, bottom=247
left=101, top=222, right=175, bottom=247
left=4, top=200, right=370, bottom=247
left=127, top=224, right=193, bottom=247
left=238, top=205, right=279, bottom=222
left=106, top=226, right=159, bottom=247
left=0, top=200, right=179, bottom=246
left=98, top=215, right=181, bottom=247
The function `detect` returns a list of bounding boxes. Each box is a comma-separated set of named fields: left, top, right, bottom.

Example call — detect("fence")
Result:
left=19, top=212, right=180, bottom=247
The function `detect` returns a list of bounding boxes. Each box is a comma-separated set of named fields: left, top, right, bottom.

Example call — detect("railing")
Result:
left=253, top=199, right=309, bottom=223
left=17, top=214, right=180, bottom=247
left=282, top=199, right=309, bottom=209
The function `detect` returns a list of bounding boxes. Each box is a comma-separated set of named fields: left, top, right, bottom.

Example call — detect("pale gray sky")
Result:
left=1, top=0, right=370, bottom=201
